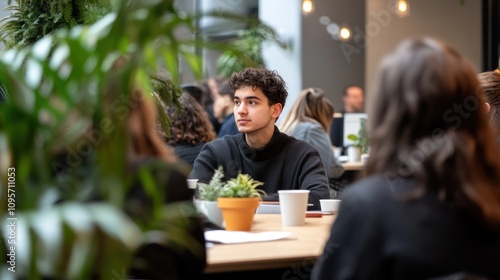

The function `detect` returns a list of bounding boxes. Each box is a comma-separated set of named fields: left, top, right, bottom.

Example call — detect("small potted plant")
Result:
left=217, top=173, right=266, bottom=231
left=195, top=166, right=225, bottom=227
left=347, top=118, right=369, bottom=162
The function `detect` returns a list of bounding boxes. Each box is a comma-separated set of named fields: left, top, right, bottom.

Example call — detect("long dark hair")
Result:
left=366, top=38, right=500, bottom=224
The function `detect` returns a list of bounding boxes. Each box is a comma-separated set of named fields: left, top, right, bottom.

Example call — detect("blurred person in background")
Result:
left=477, top=69, right=500, bottom=144
left=203, top=75, right=228, bottom=134
left=213, top=81, right=239, bottom=137
left=330, top=85, right=365, bottom=149
left=116, top=85, right=207, bottom=279
left=159, top=92, right=216, bottom=167
left=279, top=87, right=344, bottom=198
left=313, top=38, right=500, bottom=280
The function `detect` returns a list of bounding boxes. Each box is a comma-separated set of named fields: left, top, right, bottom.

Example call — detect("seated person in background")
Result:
left=181, top=83, right=203, bottom=103
left=123, top=88, right=207, bottom=280
left=203, top=76, right=227, bottom=134
left=158, top=92, right=216, bottom=166
left=278, top=87, right=344, bottom=198
left=477, top=69, right=500, bottom=144
left=190, top=67, right=330, bottom=210
left=329, top=85, right=364, bottom=149
left=312, top=38, right=500, bottom=280
left=214, top=82, right=239, bottom=137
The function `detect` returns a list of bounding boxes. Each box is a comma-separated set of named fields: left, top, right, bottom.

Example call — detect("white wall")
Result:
left=259, top=0, right=303, bottom=123
left=366, top=0, right=482, bottom=93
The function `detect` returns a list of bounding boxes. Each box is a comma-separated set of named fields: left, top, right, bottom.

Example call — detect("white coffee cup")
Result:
left=186, top=179, right=198, bottom=190
left=333, top=147, right=342, bottom=158
left=320, top=199, right=341, bottom=213
left=278, top=190, right=310, bottom=226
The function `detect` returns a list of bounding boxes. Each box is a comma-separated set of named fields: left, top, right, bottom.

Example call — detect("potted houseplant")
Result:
left=217, top=173, right=266, bottom=231
left=195, top=166, right=225, bottom=227
left=347, top=118, right=369, bottom=162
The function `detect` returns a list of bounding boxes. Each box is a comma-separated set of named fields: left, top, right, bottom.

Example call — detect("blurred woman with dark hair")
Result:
left=124, top=88, right=207, bottom=280
left=313, top=38, right=500, bottom=279
left=159, top=92, right=216, bottom=166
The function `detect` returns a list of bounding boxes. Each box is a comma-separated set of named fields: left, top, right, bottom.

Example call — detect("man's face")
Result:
left=343, top=86, right=364, bottom=113
left=233, top=86, right=282, bottom=134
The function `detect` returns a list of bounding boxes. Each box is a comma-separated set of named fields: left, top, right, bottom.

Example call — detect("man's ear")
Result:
left=272, top=103, right=283, bottom=119
left=486, top=102, right=491, bottom=113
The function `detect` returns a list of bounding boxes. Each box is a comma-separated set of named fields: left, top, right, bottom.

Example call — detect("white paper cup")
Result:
left=320, top=199, right=341, bottom=213
left=333, top=147, right=342, bottom=158
left=186, top=179, right=198, bottom=190
left=278, top=190, right=310, bottom=226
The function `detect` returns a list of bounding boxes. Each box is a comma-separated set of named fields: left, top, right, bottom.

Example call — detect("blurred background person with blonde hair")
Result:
left=279, top=87, right=344, bottom=197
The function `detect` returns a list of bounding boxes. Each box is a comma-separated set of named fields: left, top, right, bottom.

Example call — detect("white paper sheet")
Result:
left=205, top=230, right=292, bottom=244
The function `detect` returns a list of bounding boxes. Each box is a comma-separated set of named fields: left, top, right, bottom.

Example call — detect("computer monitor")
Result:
left=343, top=113, right=368, bottom=147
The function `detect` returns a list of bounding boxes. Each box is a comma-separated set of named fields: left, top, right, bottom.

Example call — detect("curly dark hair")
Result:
left=228, top=67, right=288, bottom=108
left=160, top=93, right=215, bottom=145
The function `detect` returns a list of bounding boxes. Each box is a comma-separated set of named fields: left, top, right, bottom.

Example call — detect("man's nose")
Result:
left=237, top=103, right=247, bottom=114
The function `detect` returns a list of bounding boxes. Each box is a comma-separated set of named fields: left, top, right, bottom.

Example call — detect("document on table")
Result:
left=205, top=230, right=292, bottom=244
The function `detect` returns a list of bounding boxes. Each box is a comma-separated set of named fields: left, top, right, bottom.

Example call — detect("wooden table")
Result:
left=205, top=214, right=336, bottom=274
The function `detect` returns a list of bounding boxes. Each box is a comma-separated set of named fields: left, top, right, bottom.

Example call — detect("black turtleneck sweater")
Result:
left=189, top=126, right=330, bottom=210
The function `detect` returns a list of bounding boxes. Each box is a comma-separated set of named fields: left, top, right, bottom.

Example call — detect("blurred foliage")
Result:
left=0, top=0, right=111, bottom=49
left=0, top=0, right=286, bottom=277
left=216, top=23, right=292, bottom=78
left=0, top=0, right=214, bottom=278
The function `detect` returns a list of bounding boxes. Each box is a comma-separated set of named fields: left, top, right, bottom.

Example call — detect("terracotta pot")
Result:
left=217, top=197, right=260, bottom=231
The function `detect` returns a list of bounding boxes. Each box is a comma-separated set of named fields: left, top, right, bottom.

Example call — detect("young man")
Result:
left=190, top=67, right=330, bottom=210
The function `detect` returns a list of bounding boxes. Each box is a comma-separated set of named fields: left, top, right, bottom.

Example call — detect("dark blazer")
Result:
left=312, top=175, right=500, bottom=280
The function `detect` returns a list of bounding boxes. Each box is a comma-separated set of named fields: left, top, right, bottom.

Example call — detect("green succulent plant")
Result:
left=196, top=166, right=225, bottom=201
left=219, top=173, right=266, bottom=199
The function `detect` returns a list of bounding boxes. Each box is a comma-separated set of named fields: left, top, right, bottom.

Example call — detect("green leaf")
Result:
left=347, top=134, right=358, bottom=141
